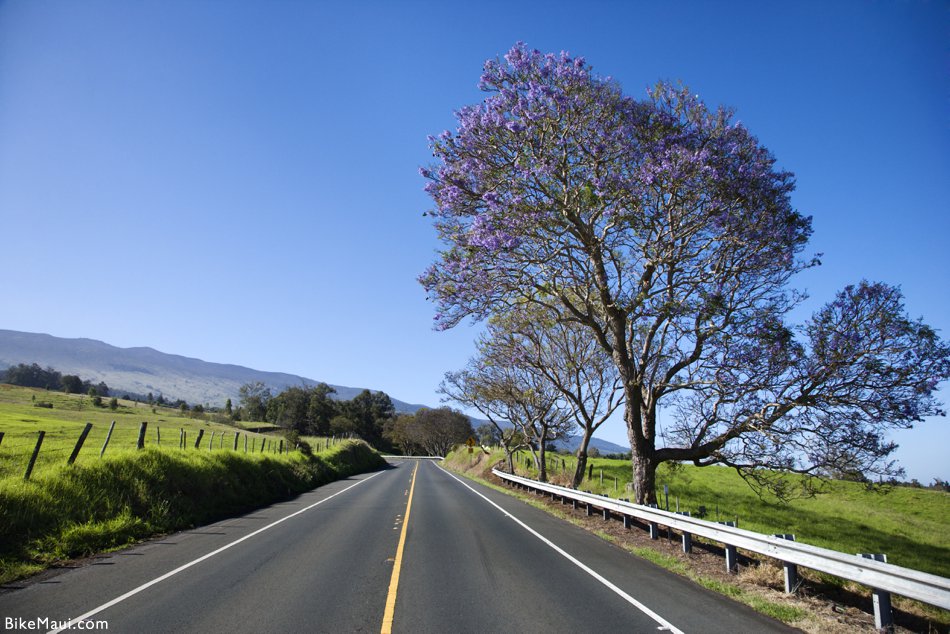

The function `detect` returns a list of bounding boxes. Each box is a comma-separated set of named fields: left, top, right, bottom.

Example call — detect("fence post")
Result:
left=220, top=433, right=225, bottom=449
left=279, top=439, right=283, bottom=455
left=137, top=422, right=148, bottom=450
left=156, top=427, right=161, bottom=447
left=67, top=423, right=93, bottom=465
left=774, top=534, right=798, bottom=591
left=209, top=431, right=215, bottom=451
left=194, top=429, right=204, bottom=449
left=182, top=430, right=187, bottom=449
left=0, top=431, right=4, bottom=447
left=180, top=428, right=185, bottom=449
left=858, top=553, right=893, bottom=632
left=100, top=421, right=116, bottom=457
left=24, top=431, right=46, bottom=480
left=234, top=432, right=240, bottom=451
left=244, top=434, right=248, bottom=453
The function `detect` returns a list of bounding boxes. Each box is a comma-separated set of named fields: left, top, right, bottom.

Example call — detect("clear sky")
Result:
left=1, top=1, right=947, bottom=482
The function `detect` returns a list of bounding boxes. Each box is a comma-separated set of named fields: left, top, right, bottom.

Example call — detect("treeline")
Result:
left=238, top=382, right=473, bottom=455
left=1, top=363, right=110, bottom=396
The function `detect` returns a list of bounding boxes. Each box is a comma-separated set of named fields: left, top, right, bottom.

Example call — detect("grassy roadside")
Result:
left=0, top=440, right=386, bottom=584
left=506, top=449, right=949, bottom=577
left=0, top=384, right=281, bottom=478
left=443, top=448, right=950, bottom=633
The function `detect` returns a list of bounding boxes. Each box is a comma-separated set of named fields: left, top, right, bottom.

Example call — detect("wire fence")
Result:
left=0, top=422, right=300, bottom=480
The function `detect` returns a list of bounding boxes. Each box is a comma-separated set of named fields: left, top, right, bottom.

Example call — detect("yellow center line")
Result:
left=381, top=461, right=418, bottom=634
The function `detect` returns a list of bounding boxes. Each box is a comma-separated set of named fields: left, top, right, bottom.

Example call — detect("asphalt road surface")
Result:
left=0, top=460, right=799, bottom=633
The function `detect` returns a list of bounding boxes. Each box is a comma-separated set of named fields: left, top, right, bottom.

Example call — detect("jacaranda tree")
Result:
left=420, top=43, right=950, bottom=503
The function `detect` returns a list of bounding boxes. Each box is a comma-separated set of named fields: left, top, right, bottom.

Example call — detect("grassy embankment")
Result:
left=0, top=384, right=386, bottom=584
left=0, top=383, right=284, bottom=478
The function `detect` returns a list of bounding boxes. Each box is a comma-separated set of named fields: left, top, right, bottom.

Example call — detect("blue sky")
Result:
left=1, top=1, right=947, bottom=482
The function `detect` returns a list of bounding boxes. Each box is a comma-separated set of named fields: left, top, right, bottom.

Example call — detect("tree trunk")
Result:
left=572, top=427, right=595, bottom=489
left=632, top=453, right=658, bottom=505
left=537, top=441, right=548, bottom=482
left=625, top=396, right=658, bottom=504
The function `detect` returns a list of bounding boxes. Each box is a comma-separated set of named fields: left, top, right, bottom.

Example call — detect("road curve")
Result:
left=0, top=460, right=799, bottom=633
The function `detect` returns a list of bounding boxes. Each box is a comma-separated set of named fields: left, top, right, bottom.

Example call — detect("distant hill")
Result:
left=0, top=329, right=427, bottom=412
left=0, top=329, right=630, bottom=453
left=553, top=435, right=628, bottom=455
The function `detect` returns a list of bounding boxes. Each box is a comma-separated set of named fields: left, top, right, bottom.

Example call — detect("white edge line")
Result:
left=438, top=466, right=685, bottom=634
left=47, top=471, right=384, bottom=634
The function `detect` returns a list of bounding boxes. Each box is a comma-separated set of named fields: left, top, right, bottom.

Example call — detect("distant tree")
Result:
left=147, top=392, right=154, bottom=405
left=180, top=402, right=188, bottom=414
left=239, top=381, right=272, bottom=422
left=307, top=383, right=338, bottom=435
left=109, top=397, right=119, bottom=411
left=440, top=352, right=568, bottom=479
left=485, top=306, right=623, bottom=488
left=61, top=375, right=84, bottom=394
left=267, top=386, right=311, bottom=433
left=407, top=407, right=474, bottom=457
left=384, top=414, right=421, bottom=455
left=341, top=390, right=395, bottom=447
left=224, top=398, right=233, bottom=417
left=475, top=422, right=501, bottom=446
left=329, top=415, right=357, bottom=437
left=4, top=363, right=63, bottom=390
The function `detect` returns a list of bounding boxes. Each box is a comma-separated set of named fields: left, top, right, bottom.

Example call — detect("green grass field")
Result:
left=479, top=449, right=950, bottom=579
left=0, top=384, right=285, bottom=479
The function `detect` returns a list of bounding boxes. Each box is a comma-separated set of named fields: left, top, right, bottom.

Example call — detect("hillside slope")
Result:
left=0, top=329, right=426, bottom=411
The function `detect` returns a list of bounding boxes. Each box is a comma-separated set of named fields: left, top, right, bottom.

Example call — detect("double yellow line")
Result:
left=380, top=461, right=418, bottom=634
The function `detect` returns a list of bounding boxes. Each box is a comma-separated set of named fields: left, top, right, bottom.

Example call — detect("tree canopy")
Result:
left=421, top=43, right=950, bottom=502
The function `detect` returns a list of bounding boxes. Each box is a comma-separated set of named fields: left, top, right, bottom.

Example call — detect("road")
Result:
left=0, top=460, right=799, bottom=633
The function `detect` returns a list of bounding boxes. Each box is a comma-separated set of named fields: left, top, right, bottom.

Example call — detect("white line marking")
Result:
left=438, top=466, right=685, bottom=634
left=47, top=471, right=384, bottom=634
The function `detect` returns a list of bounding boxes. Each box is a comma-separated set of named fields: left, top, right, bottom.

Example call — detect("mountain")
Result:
left=554, top=435, right=628, bottom=455
left=0, top=329, right=427, bottom=412
left=0, top=329, right=631, bottom=453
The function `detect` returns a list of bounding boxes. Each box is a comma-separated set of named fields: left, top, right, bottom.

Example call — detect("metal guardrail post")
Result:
left=677, top=511, right=692, bottom=553
left=859, top=553, right=894, bottom=632
left=774, top=534, right=798, bottom=591
left=647, top=503, right=660, bottom=539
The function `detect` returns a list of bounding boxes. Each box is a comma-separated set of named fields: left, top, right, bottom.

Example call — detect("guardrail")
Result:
left=493, top=469, right=950, bottom=628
